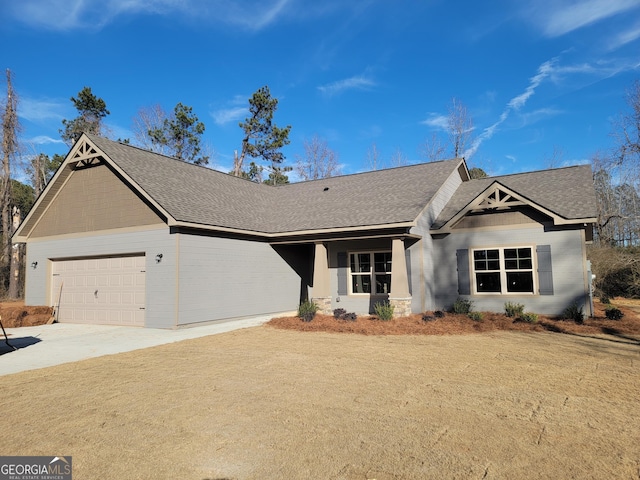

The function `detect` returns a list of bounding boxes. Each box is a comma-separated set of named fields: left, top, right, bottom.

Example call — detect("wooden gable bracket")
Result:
left=70, top=139, right=104, bottom=169
left=469, top=185, right=525, bottom=213
left=435, top=182, right=549, bottom=233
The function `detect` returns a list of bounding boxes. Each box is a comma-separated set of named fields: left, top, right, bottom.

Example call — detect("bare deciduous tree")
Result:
left=420, top=132, right=446, bottom=162
left=132, top=104, right=169, bottom=154
left=366, top=142, right=381, bottom=171
left=421, top=97, right=474, bottom=162
left=295, top=134, right=341, bottom=181
left=543, top=144, right=565, bottom=169
left=1, top=69, right=20, bottom=298
left=389, top=147, right=408, bottom=167
left=448, top=97, right=473, bottom=159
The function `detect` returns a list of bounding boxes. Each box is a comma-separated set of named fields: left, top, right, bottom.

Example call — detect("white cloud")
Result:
left=317, top=74, right=376, bottom=97
left=606, top=21, right=640, bottom=50
left=420, top=113, right=448, bottom=130
left=18, top=97, right=66, bottom=123
left=211, top=106, right=248, bottom=126
left=5, top=0, right=298, bottom=31
left=27, top=135, right=65, bottom=145
left=465, top=58, right=557, bottom=158
left=528, top=0, right=640, bottom=37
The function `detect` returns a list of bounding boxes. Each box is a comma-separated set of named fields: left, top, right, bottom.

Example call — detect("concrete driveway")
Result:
left=0, top=315, right=274, bottom=376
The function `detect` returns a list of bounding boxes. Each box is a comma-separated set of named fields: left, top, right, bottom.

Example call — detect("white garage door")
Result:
left=51, top=256, right=146, bottom=326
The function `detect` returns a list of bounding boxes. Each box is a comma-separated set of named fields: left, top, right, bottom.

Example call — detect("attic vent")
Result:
left=323, top=187, right=330, bottom=191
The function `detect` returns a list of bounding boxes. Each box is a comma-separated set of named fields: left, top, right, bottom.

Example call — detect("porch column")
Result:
left=311, top=242, right=332, bottom=314
left=390, top=238, right=412, bottom=317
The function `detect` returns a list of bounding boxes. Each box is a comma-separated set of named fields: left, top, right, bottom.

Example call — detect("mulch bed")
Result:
left=0, top=301, right=53, bottom=328
left=267, top=299, right=640, bottom=337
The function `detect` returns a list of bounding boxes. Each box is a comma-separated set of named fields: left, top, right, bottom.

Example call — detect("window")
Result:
left=472, top=247, right=534, bottom=294
left=349, top=251, right=392, bottom=295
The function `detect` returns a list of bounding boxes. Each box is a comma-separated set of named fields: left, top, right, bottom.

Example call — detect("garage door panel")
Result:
left=52, top=255, right=146, bottom=326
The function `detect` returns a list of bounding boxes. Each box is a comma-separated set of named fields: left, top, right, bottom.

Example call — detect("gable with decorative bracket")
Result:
left=71, top=138, right=104, bottom=168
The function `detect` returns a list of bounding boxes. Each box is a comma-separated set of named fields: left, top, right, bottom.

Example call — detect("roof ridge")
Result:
left=479, top=163, right=591, bottom=182
left=281, top=158, right=462, bottom=187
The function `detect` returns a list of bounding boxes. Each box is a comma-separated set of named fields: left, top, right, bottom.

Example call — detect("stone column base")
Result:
left=389, top=297, right=412, bottom=318
left=312, top=297, right=332, bottom=315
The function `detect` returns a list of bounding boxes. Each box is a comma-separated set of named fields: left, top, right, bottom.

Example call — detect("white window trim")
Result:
left=348, top=250, right=392, bottom=296
left=471, top=246, right=537, bottom=295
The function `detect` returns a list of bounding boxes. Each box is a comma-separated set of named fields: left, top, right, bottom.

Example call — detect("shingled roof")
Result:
left=87, top=134, right=463, bottom=235
left=431, top=164, right=598, bottom=230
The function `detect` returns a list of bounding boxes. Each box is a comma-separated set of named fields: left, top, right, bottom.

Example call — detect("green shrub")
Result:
left=422, top=313, right=435, bottom=322
left=504, top=302, right=525, bottom=318
left=562, top=303, right=584, bottom=324
left=605, top=306, right=624, bottom=320
left=298, top=300, right=318, bottom=322
left=468, top=311, right=483, bottom=322
left=600, top=295, right=611, bottom=305
left=520, top=312, right=538, bottom=323
left=434, top=310, right=445, bottom=318
left=452, top=298, right=473, bottom=314
left=374, top=301, right=394, bottom=321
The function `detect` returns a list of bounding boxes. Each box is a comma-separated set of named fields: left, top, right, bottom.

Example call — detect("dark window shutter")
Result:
left=405, top=249, right=412, bottom=295
left=337, top=252, right=348, bottom=296
left=537, top=245, right=553, bottom=295
left=457, top=249, right=471, bottom=295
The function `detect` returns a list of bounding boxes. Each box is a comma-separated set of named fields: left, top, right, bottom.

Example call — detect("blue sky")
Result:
left=1, top=0, right=639, bottom=180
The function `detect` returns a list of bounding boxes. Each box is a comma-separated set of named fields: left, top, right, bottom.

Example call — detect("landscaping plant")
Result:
left=562, top=303, right=584, bottom=324
left=374, top=301, right=394, bottom=321
left=605, top=306, right=624, bottom=320
left=504, top=302, right=525, bottom=318
left=452, top=298, right=473, bottom=314
left=298, top=300, right=318, bottom=322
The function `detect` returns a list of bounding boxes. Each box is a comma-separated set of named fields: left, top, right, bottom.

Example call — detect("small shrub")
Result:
left=452, top=298, right=473, bottom=314
left=504, top=302, right=525, bottom=318
left=374, top=301, right=394, bottom=321
left=520, top=312, right=538, bottom=323
left=433, top=310, right=445, bottom=318
left=342, top=312, right=357, bottom=322
left=600, top=295, right=611, bottom=305
left=298, top=300, right=318, bottom=322
left=468, top=311, right=483, bottom=322
left=422, top=313, right=435, bottom=322
left=562, top=303, right=584, bottom=324
left=333, top=308, right=346, bottom=319
left=605, top=306, right=624, bottom=320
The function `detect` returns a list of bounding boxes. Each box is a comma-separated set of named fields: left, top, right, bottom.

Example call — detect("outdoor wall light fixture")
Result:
left=155, top=253, right=163, bottom=263
left=31, top=261, right=38, bottom=269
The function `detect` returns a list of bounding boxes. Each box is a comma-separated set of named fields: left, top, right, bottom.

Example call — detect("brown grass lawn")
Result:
left=0, top=300, right=638, bottom=479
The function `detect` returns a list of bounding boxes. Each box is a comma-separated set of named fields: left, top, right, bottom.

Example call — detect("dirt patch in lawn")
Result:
left=1, top=323, right=639, bottom=479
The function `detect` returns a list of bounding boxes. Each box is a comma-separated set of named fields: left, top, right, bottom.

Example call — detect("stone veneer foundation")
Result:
left=389, top=297, right=412, bottom=317
left=312, top=297, right=333, bottom=315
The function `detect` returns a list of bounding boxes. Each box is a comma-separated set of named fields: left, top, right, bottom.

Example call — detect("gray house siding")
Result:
left=24, top=227, right=178, bottom=328
left=409, top=167, right=465, bottom=312
left=432, top=225, right=590, bottom=315
left=175, top=234, right=303, bottom=326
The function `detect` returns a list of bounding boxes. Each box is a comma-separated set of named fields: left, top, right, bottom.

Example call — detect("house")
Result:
left=13, top=134, right=598, bottom=328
